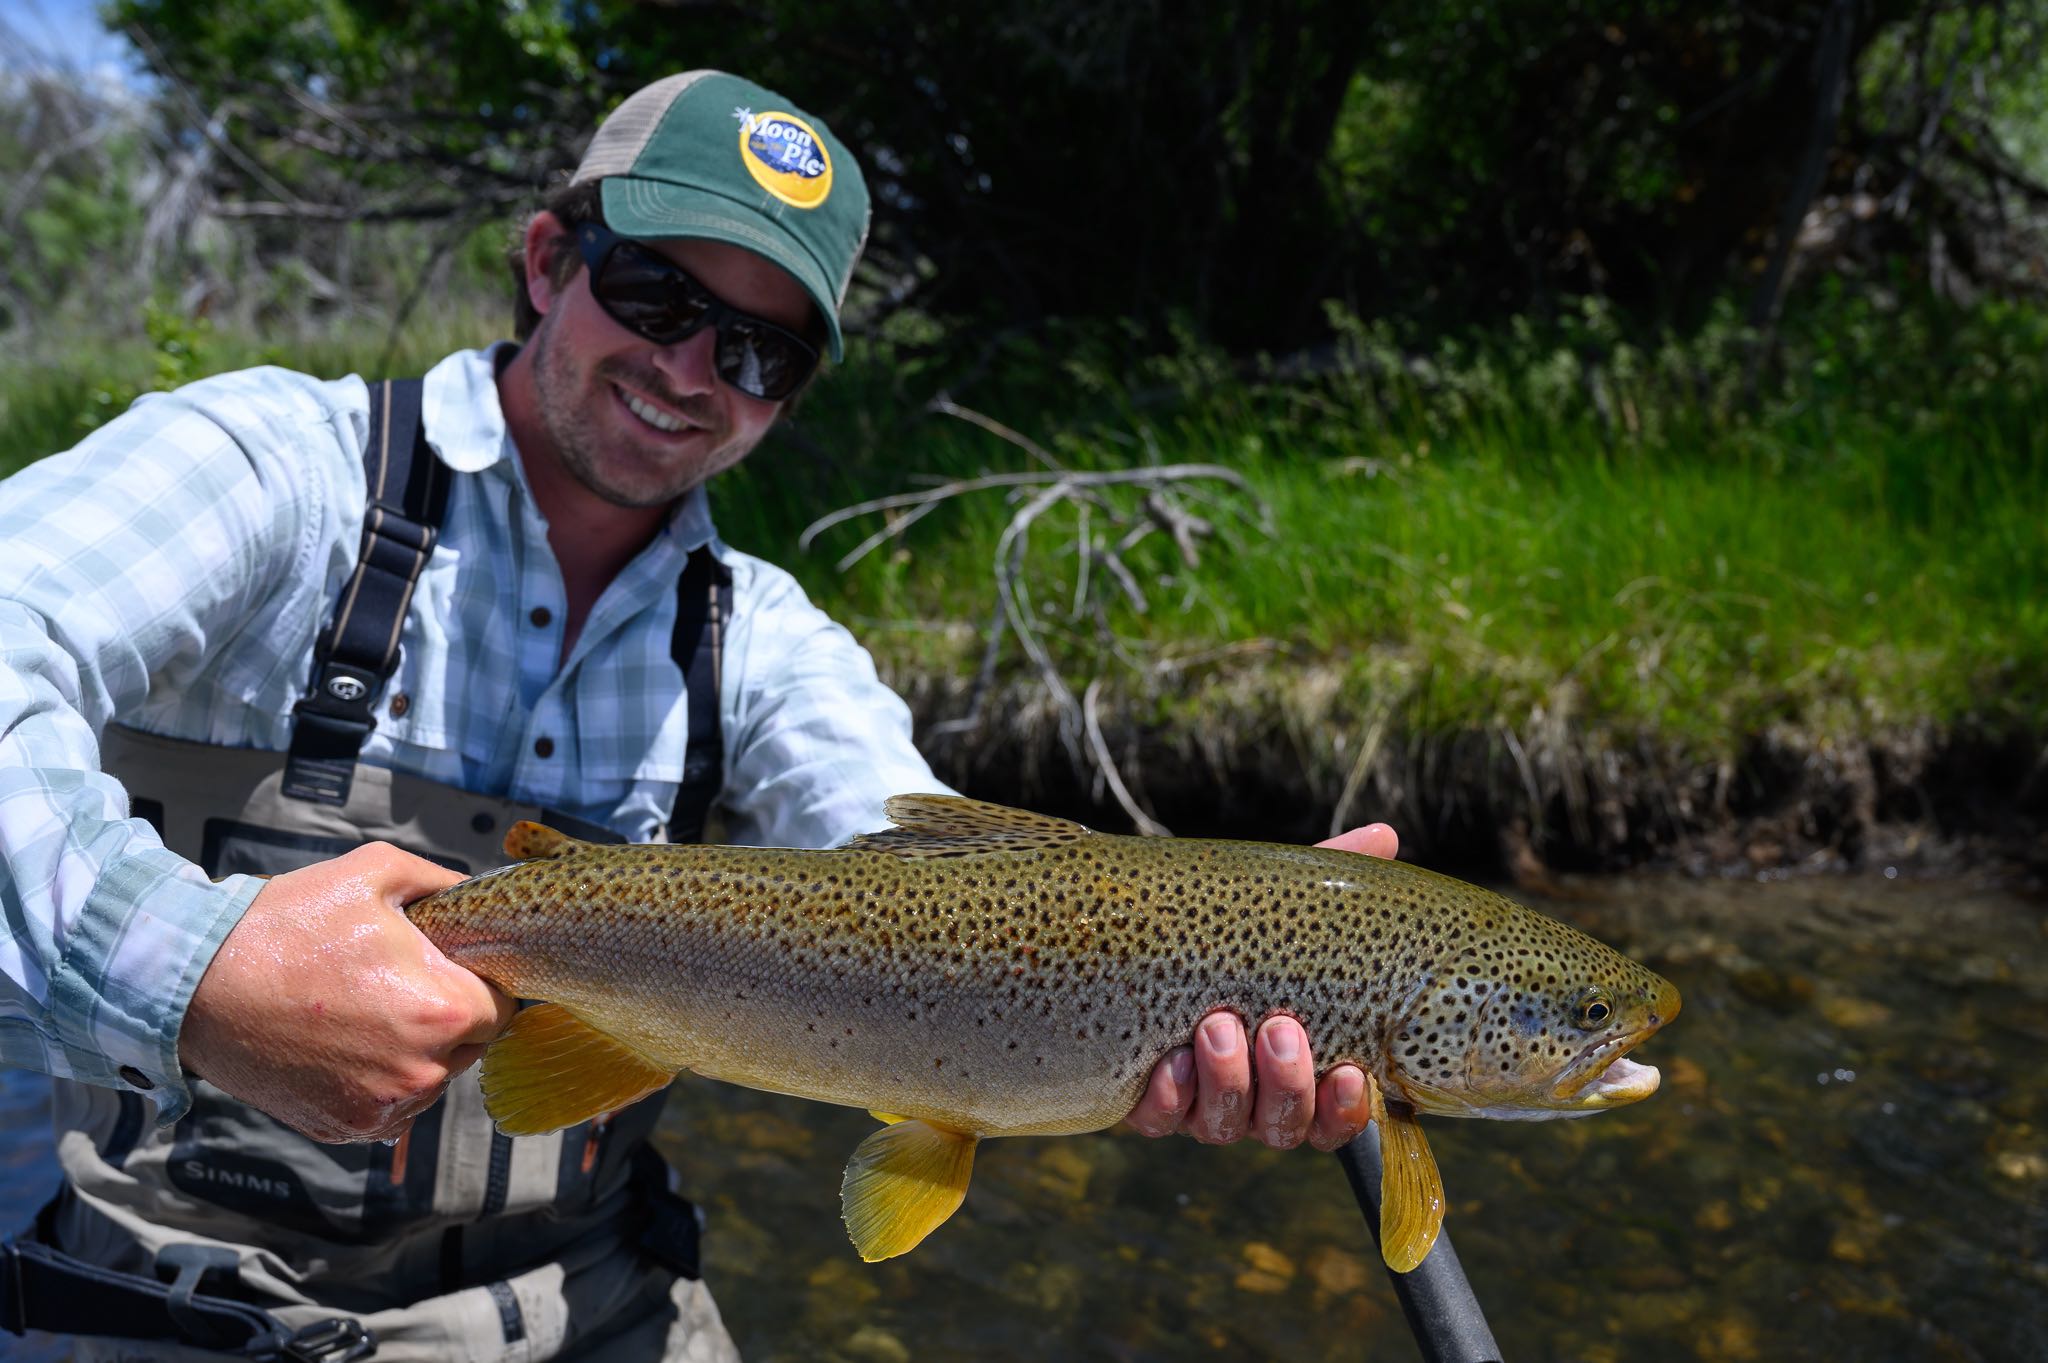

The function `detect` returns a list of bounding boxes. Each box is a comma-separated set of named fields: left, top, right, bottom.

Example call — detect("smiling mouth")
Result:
left=612, top=382, right=698, bottom=436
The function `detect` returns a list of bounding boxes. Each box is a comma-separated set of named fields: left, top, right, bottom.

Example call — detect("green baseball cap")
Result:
left=571, top=70, right=870, bottom=361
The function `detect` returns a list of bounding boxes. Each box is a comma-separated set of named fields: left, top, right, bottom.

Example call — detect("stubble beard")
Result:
left=528, top=313, right=752, bottom=510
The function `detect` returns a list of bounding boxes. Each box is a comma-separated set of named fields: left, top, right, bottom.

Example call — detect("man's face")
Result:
left=523, top=215, right=815, bottom=508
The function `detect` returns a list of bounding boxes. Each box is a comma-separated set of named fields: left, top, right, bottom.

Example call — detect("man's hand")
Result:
left=178, top=843, right=515, bottom=1143
left=1125, top=821, right=1398, bottom=1151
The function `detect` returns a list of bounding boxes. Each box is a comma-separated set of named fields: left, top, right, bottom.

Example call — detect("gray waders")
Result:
left=4, top=381, right=741, bottom=1362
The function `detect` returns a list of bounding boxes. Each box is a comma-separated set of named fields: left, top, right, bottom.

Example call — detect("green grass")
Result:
left=0, top=300, right=507, bottom=475
left=3, top=290, right=2042, bottom=765
left=722, top=294, right=2048, bottom=756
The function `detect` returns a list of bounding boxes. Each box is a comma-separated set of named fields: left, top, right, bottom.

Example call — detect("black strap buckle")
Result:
left=275, top=1317, right=377, bottom=1362
left=301, top=660, right=383, bottom=723
left=282, top=377, right=445, bottom=808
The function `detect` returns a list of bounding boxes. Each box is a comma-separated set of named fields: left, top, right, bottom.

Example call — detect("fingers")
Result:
left=1126, top=1046, right=1196, bottom=1137
left=1317, top=822, right=1399, bottom=860
left=1308, top=1065, right=1373, bottom=1151
left=1252, top=1017, right=1315, bottom=1149
left=349, top=841, right=467, bottom=908
left=1150, top=1012, right=1366, bottom=1152
left=183, top=843, right=498, bottom=1145
left=432, top=950, right=517, bottom=1043
left=288, top=1072, right=448, bottom=1144
left=445, top=1041, right=491, bottom=1077
left=1181, top=1012, right=1253, bottom=1144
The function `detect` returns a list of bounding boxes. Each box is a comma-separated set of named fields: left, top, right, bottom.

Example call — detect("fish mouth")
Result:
left=1564, top=1053, right=1662, bottom=1107
left=1551, top=1031, right=1662, bottom=1107
left=1551, top=982, right=1680, bottom=1110
left=1548, top=982, right=1679, bottom=1113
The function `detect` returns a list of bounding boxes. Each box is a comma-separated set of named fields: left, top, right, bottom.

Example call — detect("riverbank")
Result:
left=743, top=298, right=2047, bottom=876
left=3, top=294, right=2042, bottom=876
left=892, top=664, right=2046, bottom=880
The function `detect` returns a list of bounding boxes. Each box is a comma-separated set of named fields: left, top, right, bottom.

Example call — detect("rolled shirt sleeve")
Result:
left=0, top=372, right=352, bottom=1122
left=718, top=554, right=956, bottom=850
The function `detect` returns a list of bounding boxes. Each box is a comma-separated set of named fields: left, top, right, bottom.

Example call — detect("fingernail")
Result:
left=1202, top=1015, right=1239, bottom=1058
left=1168, top=1049, right=1194, bottom=1086
left=1335, top=1067, right=1363, bottom=1109
left=1266, top=1021, right=1299, bottom=1063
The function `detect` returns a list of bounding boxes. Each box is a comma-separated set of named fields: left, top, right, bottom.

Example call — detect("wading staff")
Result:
left=1335, top=1125, right=1502, bottom=1363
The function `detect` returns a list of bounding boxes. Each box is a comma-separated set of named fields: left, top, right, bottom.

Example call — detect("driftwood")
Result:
left=801, top=402, right=1273, bottom=835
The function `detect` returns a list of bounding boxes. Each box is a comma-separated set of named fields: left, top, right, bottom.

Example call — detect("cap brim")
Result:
left=602, top=177, right=845, bottom=361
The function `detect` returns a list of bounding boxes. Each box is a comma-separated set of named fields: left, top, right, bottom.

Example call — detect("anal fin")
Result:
left=841, top=1118, right=979, bottom=1262
left=1371, top=1077, right=1446, bottom=1273
left=479, top=1002, right=673, bottom=1136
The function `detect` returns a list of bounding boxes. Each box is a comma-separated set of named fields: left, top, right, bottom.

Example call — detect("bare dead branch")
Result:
left=1084, top=679, right=1171, bottom=836
left=798, top=462, right=1253, bottom=555
left=208, top=196, right=523, bottom=222
left=807, top=406, right=1272, bottom=816
left=927, top=397, right=1067, bottom=471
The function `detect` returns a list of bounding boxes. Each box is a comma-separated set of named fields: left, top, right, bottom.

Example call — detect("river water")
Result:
left=3, top=870, right=2043, bottom=1361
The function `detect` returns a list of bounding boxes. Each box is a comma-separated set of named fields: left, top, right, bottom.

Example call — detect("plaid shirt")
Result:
left=0, top=344, right=944, bottom=1123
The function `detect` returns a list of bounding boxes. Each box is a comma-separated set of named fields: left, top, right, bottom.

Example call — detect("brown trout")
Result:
left=407, top=795, right=1679, bottom=1270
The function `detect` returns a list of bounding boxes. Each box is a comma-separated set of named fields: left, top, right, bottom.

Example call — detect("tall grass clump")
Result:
left=751, top=289, right=2048, bottom=760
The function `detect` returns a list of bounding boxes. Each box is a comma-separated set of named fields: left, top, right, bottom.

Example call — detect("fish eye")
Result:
left=1572, top=989, right=1613, bottom=1031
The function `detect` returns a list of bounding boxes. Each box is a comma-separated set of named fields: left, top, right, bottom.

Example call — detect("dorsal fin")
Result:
left=838, top=795, right=1092, bottom=858
left=503, top=821, right=590, bottom=862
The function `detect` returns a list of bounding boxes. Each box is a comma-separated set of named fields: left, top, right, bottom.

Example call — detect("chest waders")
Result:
left=1, top=381, right=742, bottom=1363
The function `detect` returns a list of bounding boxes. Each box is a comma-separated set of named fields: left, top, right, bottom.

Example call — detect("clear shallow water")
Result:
left=653, top=871, right=2048, bottom=1363
left=3, top=871, right=2043, bottom=1361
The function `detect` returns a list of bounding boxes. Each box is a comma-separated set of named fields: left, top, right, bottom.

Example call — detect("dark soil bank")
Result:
left=906, top=680, right=2046, bottom=883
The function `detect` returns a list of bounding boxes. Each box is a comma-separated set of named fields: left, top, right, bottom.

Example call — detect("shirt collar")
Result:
left=419, top=342, right=515, bottom=474
left=420, top=341, right=721, bottom=552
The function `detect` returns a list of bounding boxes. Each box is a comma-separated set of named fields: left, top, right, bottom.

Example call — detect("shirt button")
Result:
left=118, top=1065, right=155, bottom=1091
left=533, top=737, right=555, bottom=758
left=529, top=606, right=553, bottom=628
left=471, top=811, right=496, bottom=834
left=388, top=692, right=410, bottom=718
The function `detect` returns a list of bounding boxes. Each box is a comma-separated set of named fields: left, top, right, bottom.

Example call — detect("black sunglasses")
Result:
left=572, top=222, right=819, bottom=402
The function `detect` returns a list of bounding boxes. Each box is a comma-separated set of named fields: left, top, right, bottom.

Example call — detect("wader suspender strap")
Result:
left=280, top=376, right=731, bottom=833
left=283, top=378, right=449, bottom=806
left=1, top=390, right=728, bottom=1360
left=669, top=546, right=733, bottom=843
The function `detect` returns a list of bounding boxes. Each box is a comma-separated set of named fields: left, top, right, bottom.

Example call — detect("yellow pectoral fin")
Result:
left=479, top=1002, right=674, bottom=1137
left=1372, top=1080, right=1446, bottom=1273
left=841, top=1119, right=979, bottom=1262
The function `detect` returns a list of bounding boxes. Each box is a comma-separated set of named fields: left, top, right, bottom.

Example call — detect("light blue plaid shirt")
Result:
left=0, top=344, right=944, bottom=1124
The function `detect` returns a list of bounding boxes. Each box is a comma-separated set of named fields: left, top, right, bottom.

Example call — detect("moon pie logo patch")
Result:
left=734, top=108, right=833, bottom=209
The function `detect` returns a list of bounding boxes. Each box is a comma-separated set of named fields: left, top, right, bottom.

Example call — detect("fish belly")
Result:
left=565, top=951, right=1182, bottom=1138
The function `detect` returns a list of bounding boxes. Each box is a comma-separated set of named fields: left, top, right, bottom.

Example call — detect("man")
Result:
left=0, top=71, right=1392, bottom=1359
